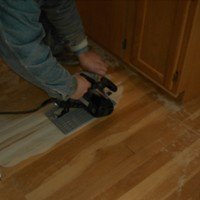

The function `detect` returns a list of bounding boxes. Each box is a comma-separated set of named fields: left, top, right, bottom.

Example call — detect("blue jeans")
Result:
left=0, top=0, right=87, bottom=100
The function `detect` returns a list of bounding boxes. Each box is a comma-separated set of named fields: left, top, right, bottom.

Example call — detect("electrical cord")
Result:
left=0, top=98, right=55, bottom=115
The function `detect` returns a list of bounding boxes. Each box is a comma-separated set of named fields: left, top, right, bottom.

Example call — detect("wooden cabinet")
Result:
left=76, top=0, right=127, bottom=59
left=125, top=0, right=198, bottom=96
left=128, top=0, right=190, bottom=85
left=77, top=0, right=200, bottom=102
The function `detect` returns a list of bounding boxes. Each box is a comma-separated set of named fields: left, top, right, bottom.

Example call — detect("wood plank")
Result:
left=43, top=140, right=164, bottom=200
left=164, top=170, right=200, bottom=200
left=0, top=182, right=26, bottom=200
left=91, top=120, right=199, bottom=200
left=117, top=138, right=200, bottom=200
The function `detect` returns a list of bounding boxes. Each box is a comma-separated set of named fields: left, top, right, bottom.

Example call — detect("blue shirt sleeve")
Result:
left=0, top=0, right=77, bottom=100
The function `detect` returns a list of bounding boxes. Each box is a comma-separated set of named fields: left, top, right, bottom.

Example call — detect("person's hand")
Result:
left=78, top=50, right=108, bottom=76
left=70, top=74, right=91, bottom=100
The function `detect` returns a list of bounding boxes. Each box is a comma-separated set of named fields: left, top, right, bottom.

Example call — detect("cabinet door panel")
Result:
left=130, top=0, right=192, bottom=86
left=76, top=0, right=127, bottom=58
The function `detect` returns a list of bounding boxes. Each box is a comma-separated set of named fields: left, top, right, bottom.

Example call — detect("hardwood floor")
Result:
left=0, top=58, right=200, bottom=200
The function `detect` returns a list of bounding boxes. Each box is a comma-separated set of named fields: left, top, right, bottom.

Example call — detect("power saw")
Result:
left=53, top=73, right=118, bottom=118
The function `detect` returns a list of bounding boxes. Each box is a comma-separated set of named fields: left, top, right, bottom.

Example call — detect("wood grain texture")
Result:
left=76, top=0, right=127, bottom=59
left=176, top=0, right=200, bottom=102
left=0, top=57, right=200, bottom=199
left=129, top=0, right=196, bottom=88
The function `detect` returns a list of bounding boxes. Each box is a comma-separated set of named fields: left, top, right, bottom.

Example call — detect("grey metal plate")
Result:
left=46, top=107, right=94, bottom=135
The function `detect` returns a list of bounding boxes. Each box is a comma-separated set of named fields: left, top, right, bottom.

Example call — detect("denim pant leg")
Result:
left=39, top=11, right=65, bottom=56
left=41, top=0, right=86, bottom=50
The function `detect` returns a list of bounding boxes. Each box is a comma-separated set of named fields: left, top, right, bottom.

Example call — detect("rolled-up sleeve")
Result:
left=0, top=0, right=77, bottom=100
left=42, top=0, right=88, bottom=53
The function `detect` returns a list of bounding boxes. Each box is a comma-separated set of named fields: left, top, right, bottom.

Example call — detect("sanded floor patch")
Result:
left=0, top=86, right=123, bottom=167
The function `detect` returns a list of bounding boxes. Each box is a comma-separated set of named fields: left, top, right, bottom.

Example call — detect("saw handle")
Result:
left=101, top=77, right=118, bottom=92
left=80, top=73, right=117, bottom=92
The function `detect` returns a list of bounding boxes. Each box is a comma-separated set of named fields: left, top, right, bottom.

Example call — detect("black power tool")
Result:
left=53, top=73, right=118, bottom=118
